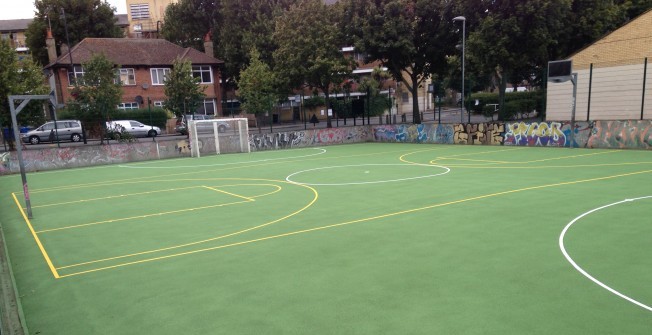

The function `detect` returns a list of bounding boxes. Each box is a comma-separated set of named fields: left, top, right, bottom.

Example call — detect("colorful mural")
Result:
left=588, top=120, right=652, bottom=149
left=1, top=120, right=650, bottom=175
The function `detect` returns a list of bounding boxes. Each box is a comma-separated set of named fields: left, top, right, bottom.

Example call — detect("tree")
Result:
left=164, top=58, right=206, bottom=117
left=343, top=0, right=456, bottom=124
left=66, top=54, right=121, bottom=142
left=465, top=0, right=570, bottom=120
left=26, top=0, right=122, bottom=65
left=0, top=40, right=49, bottom=149
left=238, top=49, right=278, bottom=132
left=273, top=0, right=354, bottom=128
left=358, top=68, right=392, bottom=117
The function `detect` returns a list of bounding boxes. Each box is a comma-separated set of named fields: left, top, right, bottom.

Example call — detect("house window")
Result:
left=151, top=68, right=170, bottom=85
left=401, top=92, right=409, bottom=103
left=196, top=99, right=216, bottom=115
left=153, top=101, right=164, bottom=107
left=115, top=68, right=136, bottom=85
left=192, top=65, right=213, bottom=84
left=130, top=4, right=150, bottom=20
left=67, top=65, right=85, bottom=86
left=117, top=102, right=139, bottom=110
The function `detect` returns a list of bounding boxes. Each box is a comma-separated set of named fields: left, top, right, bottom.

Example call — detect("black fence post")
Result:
left=642, top=57, right=648, bottom=120
left=587, top=63, right=593, bottom=121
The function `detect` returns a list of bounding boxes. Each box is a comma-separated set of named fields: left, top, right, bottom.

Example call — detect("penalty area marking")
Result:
left=117, top=148, right=327, bottom=169
left=559, top=195, right=652, bottom=312
left=286, top=163, right=450, bottom=186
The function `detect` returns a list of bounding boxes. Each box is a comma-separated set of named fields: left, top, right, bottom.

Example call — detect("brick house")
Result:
left=44, top=33, right=225, bottom=116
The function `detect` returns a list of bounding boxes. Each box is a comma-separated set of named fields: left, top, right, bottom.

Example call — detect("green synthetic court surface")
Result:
left=0, top=142, right=651, bottom=334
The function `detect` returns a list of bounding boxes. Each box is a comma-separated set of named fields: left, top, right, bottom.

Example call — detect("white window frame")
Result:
left=196, top=99, right=216, bottom=115
left=192, top=65, right=213, bottom=84
left=115, top=68, right=136, bottom=85
left=117, top=102, right=139, bottom=110
left=130, top=3, right=150, bottom=20
left=151, top=68, right=170, bottom=85
left=67, top=65, right=85, bottom=86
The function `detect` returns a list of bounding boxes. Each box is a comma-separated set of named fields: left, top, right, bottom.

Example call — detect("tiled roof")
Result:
left=0, top=19, right=32, bottom=32
left=47, top=38, right=223, bottom=68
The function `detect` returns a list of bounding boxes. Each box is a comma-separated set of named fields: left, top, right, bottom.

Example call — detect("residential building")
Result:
left=546, top=9, right=652, bottom=121
left=0, top=19, right=32, bottom=61
left=0, top=15, right=129, bottom=60
left=126, top=0, right=178, bottom=38
left=44, top=34, right=225, bottom=116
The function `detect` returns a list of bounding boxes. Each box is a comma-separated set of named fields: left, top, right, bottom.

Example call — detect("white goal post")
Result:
left=188, top=118, right=250, bottom=157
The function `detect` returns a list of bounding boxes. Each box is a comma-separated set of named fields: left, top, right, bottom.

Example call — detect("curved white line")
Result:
left=118, top=148, right=327, bottom=169
left=559, top=195, right=652, bottom=312
left=286, top=163, right=450, bottom=186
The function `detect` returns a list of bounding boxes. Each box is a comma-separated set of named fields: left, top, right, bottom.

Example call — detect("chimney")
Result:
left=45, top=29, right=57, bottom=63
left=203, top=31, right=214, bottom=58
left=60, top=43, right=69, bottom=58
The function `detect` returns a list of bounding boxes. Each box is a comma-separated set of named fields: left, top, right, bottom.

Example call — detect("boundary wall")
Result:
left=1, top=121, right=650, bottom=175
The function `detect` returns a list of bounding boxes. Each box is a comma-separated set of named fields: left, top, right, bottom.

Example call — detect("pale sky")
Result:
left=0, top=0, right=127, bottom=20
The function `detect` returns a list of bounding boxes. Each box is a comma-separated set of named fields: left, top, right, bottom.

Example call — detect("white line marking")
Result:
left=118, top=148, right=327, bottom=169
left=285, top=163, right=450, bottom=186
left=559, top=195, right=652, bottom=312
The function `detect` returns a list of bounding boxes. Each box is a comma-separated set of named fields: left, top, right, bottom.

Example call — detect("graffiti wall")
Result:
left=372, top=122, right=504, bottom=145
left=587, top=120, right=652, bottom=149
left=0, top=139, right=190, bottom=174
left=249, top=127, right=371, bottom=151
left=1, top=120, right=650, bottom=175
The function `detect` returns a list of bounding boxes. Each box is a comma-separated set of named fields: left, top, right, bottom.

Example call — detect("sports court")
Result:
left=0, top=142, right=650, bottom=334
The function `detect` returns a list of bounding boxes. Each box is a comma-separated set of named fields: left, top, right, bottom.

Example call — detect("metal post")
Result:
left=641, top=57, right=647, bottom=120
left=148, top=97, right=154, bottom=141
left=570, top=73, right=578, bottom=149
left=453, top=16, right=466, bottom=123
left=587, top=63, right=593, bottom=121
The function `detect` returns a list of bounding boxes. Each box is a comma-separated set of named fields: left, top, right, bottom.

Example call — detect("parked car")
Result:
left=106, top=120, right=161, bottom=139
left=175, top=114, right=230, bottom=135
left=21, top=120, right=83, bottom=145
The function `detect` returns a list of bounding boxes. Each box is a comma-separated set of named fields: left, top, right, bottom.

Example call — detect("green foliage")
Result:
left=302, top=96, right=326, bottom=109
left=66, top=54, right=122, bottom=138
left=345, top=0, right=456, bottom=123
left=358, top=75, right=391, bottom=117
left=164, top=58, right=206, bottom=117
left=273, top=0, right=354, bottom=128
left=238, top=48, right=277, bottom=117
left=26, top=0, right=122, bottom=65
left=469, top=91, right=543, bottom=120
left=0, top=40, right=49, bottom=131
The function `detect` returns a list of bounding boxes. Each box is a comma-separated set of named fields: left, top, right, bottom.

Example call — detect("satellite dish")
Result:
left=142, top=83, right=149, bottom=90
left=135, top=95, right=144, bottom=104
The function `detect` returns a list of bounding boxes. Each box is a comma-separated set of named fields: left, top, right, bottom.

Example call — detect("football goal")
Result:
left=188, top=118, right=250, bottom=157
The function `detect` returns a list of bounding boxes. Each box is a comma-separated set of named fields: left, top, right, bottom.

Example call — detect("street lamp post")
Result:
left=453, top=16, right=466, bottom=124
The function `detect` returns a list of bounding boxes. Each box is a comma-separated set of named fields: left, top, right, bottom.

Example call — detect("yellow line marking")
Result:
left=56, top=181, right=318, bottom=271
left=12, top=193, right=60, bottom=279
left=57, top=169, right=652, bottom=278
left=432, top=157, right=512, bottom=163
left=25, top=149, right=410, bottom=194
left=36, top=200, right=252, bottom=233
left=201, top=186, right=255, bottom=201
left=441, top=162, right=652, bottom=169
left=29, top=186, right=204, bottom=209
left=521, top=150, right=618, bottom=163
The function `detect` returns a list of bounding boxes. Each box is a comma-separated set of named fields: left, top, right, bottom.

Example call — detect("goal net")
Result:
left=188, top=118, right=250, bottom=157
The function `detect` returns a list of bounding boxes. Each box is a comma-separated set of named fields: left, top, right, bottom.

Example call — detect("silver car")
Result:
left=21, top=120, right=83, bottom=144
left=106, top=120, right=161, bottom=138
